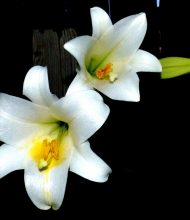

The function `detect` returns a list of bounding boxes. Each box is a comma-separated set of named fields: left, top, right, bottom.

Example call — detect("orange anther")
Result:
left=96, top=63, right=113, bottom=79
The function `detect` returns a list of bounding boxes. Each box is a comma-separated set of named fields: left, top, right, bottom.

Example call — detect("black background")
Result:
left=0, top=0, right=189, bottom=219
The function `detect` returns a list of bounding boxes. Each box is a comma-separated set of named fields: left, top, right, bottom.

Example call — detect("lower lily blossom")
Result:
left=64, top=7, right=162, bottom=101
left=0, top=66, right=111, bottom=210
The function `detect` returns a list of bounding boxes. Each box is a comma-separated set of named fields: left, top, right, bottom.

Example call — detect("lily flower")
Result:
left=0, top=66, right=111, bottom=210
left=64, top=7, right=162, bottom=101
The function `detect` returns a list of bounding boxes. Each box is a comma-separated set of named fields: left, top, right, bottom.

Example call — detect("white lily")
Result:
left=64, top=7, right=162, bottom=101
left=0, top=66, right=111, bottom=210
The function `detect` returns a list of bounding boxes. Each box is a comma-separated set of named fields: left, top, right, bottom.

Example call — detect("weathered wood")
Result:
left=60, top=29, right=78, bottom=95
left=33, top=29, right=77, bottom=97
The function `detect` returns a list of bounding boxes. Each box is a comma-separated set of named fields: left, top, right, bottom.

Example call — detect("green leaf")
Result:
left=160, top=57, right=190, bottom=79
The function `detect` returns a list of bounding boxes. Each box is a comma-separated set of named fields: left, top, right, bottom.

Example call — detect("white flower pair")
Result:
left=0, top=7, right=161, bottom=210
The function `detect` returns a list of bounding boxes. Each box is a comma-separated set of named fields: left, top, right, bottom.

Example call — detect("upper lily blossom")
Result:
left=0, top=66, right=111, bottom=210
left=64, top=7, right=162, bottom=101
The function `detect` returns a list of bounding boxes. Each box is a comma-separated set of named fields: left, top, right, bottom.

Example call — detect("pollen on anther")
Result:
left=51, top=140, right=59, bottom=160
left=42, top=139, right=51, bottom=161
left=41, top=139, right=60, bottom=163
left=96, top=63, right=113, bottom=79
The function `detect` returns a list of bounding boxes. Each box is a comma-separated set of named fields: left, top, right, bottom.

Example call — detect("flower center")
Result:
left=30, top=136, right=66, bottom=172
left=38, top=139, right=60, bottom=170
left=96, top=63, right=113, bottom=79
left=95, top=63, right=117, bottom=82
left=29, top=123, right=70, bottom=171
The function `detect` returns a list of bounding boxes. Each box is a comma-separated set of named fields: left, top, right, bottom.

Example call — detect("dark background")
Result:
left=0, top=0, right=189, bottom=219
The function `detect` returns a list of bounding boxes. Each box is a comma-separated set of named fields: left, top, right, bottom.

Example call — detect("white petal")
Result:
left=111, top=13, right=147, bottom=57
left=64, top=36, right=94, bottom=68
left=91, top=7, right=112, bottom=39
left=51, top=90, right=103, bottom=122
left=24, top=159, right=70, bottom=210
left=87, top=13, right=147, bottom=68
left=51, top=90, right=110, bottom=144
left=0, top=93, right=57, bottom=123
left=130, top=49, right=162, bottom=72
left=66, top=71, right=93, bottom=95
left=91, top=67, right=140, bottom=102
left=0, top=112, right=58, bottom=146
left=23, top=66, right=58, bottom=106
left=0, top=144, right=26, bottom=178
left=70, top=141, right=111, bottom=182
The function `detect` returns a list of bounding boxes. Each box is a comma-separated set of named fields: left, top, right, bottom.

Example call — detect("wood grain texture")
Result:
left=33, top=29, right=77, bottom=97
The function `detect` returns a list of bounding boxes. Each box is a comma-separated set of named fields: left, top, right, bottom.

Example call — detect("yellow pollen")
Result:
left=50, top=139, right=59, bottom=160
left=96, top=63, right=113, bottom=79
left=42, top=139, right=60, bottom=161
left=36, top=139, right=60, bottom=170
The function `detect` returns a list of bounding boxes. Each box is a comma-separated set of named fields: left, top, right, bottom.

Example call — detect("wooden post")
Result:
left=33, top=29, right=77, bottom=97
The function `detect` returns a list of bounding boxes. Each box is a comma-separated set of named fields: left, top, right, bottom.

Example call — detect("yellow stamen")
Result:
left=38, top=139, right=60, bottom=170
left=50, top=139, right=59, bottom=160
left=96, top=63, right=113, bottom=79
left=42, top=139, right=60, bottom=161
left=30, top=135, right=71, bottom=171
left=42, top=139, right=51, bottom=161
